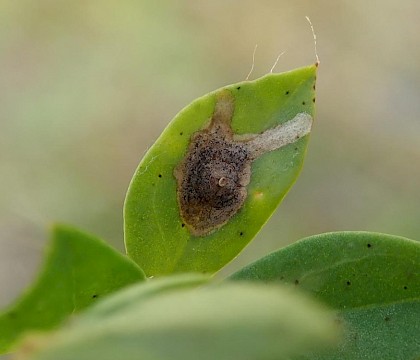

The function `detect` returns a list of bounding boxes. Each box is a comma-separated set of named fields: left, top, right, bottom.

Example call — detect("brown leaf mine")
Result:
left=174, top=89, right=313, bottom=236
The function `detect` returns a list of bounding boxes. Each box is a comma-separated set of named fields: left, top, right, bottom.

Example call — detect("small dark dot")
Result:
left=92, top=294, right=98, bottom=299
left=285, top=91, right=290, bottom=95
left=367, top=243, right=372, bottom=248
left=180, top=132, right=183, bottom=136
left=158, top=174, right=162, bottom=178
left=279, top=276, right=284, bottom=280
left=403, top=286, right=408, bottom=290
left=181, top=223, right=185, bottom=228
left=385, top=316, right=391, bottom=322
left=237, top=86, right=241, bottom=90
left=302, top=101, right=306, bottom=105
left=312, top=98, right=316, bottom=103
left=346, top=281, right=351, bottom=286
left=313, top=84, right=316, bottom=90
left=239, top=231, right=244, bottom=236
left=295, top=279, right=299, bottom=285
left=294, top=147, right=298, bottom=151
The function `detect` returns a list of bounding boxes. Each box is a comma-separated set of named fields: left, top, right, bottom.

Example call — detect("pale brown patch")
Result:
left=254, top=191, right=264, bottom=200
left=174, top=89, right=313, bottom=236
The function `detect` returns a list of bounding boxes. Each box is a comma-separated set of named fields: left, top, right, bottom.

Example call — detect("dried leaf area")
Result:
left=175, top=90, right=313, bottom=236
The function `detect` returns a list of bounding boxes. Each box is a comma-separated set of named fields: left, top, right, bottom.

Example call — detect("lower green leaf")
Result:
left=78, top=274, right=210, bottom=325
left=299, top=301, right=420, bottom=360
left=17, top=282, right=338, bottom=360
left=229, top=231, right=420, bottom=359
left=0, top=224, right=146, bottom=354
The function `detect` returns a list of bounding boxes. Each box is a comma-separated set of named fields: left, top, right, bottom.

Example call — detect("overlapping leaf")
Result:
left=16, top=281, right=338, bottom=360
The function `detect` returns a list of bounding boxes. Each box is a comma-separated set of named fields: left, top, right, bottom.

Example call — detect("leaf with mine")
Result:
left=124, top=64, right=317, bottom=276
left=230, top=232, right=420, bottom=359
left=17, top=282, right=338, bottom=360
left=0, top=224, right=145, bottom=354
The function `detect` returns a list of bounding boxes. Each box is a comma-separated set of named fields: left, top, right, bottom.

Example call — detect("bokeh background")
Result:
left=1, top=0, right=419, bottom=310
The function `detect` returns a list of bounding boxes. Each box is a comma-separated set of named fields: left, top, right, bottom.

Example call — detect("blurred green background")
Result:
left=1, top=0, right=419, bottom=308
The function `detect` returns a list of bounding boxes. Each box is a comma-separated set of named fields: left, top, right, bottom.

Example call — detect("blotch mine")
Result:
left=174, top=89, right=313, bottom=236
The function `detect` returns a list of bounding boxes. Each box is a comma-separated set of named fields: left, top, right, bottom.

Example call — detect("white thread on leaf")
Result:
left=270, top=51, right=286, bottom=73
left=305, top=16, right=319, bottom=65
left=245, top=44, right=258, bottom=81
left=137, top=153, right=162, bottom=176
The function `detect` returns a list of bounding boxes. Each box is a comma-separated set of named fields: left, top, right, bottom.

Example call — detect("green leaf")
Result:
left=301, top=301, right=420, bottom=360
left=17, top=282, right=338, bottom=360
left=0, top=224, right=146, bottom=354
left=77, top=274, right=210, bottom=325
left=124, top=65, right=317, bottom=276
left=229, top=232, right=420, bottom=359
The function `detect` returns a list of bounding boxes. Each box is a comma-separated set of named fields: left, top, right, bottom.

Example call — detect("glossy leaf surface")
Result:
left=0, top=225, right=145, bottom=354
left=18, top=282, right=338, bottom=360
left=124, top=65, right=317, bottom=276
left=230, top=232, right=420, bottom=359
